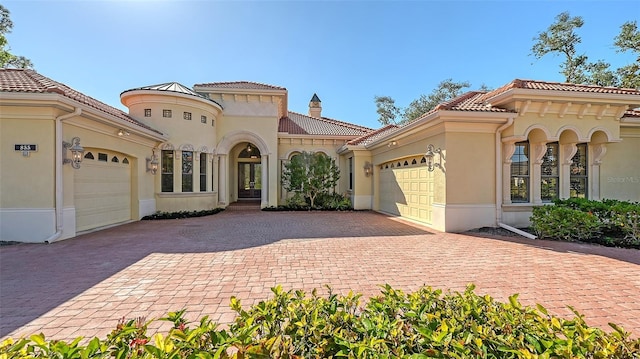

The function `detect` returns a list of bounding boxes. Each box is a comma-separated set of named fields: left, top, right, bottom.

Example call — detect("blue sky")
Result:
left=4, top=1, right=637, bottom=129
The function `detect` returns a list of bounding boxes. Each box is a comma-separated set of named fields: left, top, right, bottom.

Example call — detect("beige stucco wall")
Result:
left=122, top=91, right=221, bottom=212
left=600, top=125, right=640, bottom=201
left=0, top=108, right=56, bottom=208
left=0, top=101, right=160, bottom=242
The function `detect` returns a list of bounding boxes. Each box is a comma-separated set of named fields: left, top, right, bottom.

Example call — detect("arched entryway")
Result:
left=237, top=143, right=262, bottom=200
left=215, top=130, right=271, bottom=207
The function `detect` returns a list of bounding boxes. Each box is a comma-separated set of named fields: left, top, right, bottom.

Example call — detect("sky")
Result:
left=3, top=0, right=638, bottom=129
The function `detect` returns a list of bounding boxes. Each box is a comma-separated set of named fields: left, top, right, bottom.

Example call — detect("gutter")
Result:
left=43, top=107, right=82, bottom=243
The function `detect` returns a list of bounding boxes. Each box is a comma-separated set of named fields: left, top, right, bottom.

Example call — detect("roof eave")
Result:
left=485, top=88, right=640, bottom=108
left=1, top=92, right=167, bottom=141
left=193, top=85, right=287, bottom=97
left=120, top=89, right=223, bottom=111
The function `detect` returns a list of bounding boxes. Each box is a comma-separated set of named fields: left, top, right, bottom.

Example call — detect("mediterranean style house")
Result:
left=1, top=69, right=639, bottom=242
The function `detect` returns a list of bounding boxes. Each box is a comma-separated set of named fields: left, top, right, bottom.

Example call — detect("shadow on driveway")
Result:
left=0, top=210, right=431, bottom=338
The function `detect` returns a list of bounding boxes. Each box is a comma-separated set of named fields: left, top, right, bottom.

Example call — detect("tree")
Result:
left=614, top=21, right=640, bottom=89
left=0, top=5, right=33, bottom=69
left=531, top=11, right=589, bottom=84
left=403, top=79, right=471, bottom=122
left=586, top=60, right=619, bottom=87
left=374, top=96, right=401, bottom=125
left=374, top=79, right=471, bottom=126
left=282, top=152, right=340, bottom=209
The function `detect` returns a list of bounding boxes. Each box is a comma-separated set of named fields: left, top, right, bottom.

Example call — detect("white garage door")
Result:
left=75, top=149, right=131, bottom=232
left=379, top=157, right=433, bottom=224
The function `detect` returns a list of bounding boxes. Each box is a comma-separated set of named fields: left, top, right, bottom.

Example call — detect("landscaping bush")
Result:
left=2, top=285, right=639, bottom=358
left=530, top=199, right=640, bottom=248
left=141, top=208, right=224, bottom=220
left=530, top=205, right=604, bottom=242
left=264, top=192, right=353, bottom=211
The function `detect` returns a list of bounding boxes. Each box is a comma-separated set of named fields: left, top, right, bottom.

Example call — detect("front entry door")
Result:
left=238, top=163, right=262, bottom=199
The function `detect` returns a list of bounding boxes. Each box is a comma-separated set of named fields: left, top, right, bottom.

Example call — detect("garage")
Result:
left=74, top=149, right=132, bottom=232
left=379, top=156, right=433, bottom=224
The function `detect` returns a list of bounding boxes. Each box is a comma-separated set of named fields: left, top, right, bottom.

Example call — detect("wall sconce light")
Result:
left=425, top=144, right=442, bottom=172
left=363, top=161, right=373, bottom=177
left=387, top=140, right=397, bottom=147
left=63, top=137, right=84, bottom=169
left=117, top=129, right=130, bottom=136
left=147, top=152, right=159, bottom=175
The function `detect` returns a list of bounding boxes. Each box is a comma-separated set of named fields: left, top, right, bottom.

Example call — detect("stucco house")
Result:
left=1, top=69, right=639, bottom=242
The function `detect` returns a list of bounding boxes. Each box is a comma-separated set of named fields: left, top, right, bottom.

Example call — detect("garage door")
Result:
left=379, top=157, right=433, bottom=224
left=74, top=149, right=131, bottom=232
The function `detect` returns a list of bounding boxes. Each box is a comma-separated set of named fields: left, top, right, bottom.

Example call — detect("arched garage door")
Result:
left=379, top=157, right=433, bottom=224
left=74, top=149, right=132, bottom=232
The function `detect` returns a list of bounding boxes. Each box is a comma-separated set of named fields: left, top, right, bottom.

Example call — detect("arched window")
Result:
left=161, top=150, right=174, bottom=192
left=570, top=143, right=588, bottom=198
left=200, top=153, right=207, bottom=192
left=510, top=141, right=529, bottom=202
left=182, top=151, right=193, bottom=192
left=541, top=142, right=559, bottom=202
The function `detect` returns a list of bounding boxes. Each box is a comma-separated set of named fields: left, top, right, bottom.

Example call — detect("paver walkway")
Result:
left=1, top=210, right=639, bottom=341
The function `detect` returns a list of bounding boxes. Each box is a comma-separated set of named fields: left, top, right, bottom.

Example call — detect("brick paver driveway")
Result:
left=1, top=210, right=639, bottom=341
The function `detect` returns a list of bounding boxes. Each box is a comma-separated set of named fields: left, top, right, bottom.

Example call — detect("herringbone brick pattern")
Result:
left=1, top=210, right=638, bottom=341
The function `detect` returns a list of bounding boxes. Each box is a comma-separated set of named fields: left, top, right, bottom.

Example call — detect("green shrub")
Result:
left=610, top=201, right=640, bottom=244
left=141, top=208, right=224, bottom=220
left=531, top=205, right=603, bottom=241
left=267, top=192, right=353, bottom=211
left=2, top=285, right=639, bottom=358
left=530, top=199, right=640, bottom=248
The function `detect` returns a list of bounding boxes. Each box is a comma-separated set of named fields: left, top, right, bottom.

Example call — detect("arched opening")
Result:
left=236, top=142, right=262, bottom=200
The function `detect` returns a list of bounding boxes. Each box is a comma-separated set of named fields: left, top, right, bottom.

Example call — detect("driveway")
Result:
left=1, top=210, right=639, bottom=341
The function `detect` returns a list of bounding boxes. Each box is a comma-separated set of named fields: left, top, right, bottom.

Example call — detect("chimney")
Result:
left=308, top=93, right=322, bottom=118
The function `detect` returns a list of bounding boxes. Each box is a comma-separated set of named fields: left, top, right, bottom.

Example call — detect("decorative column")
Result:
left=218, top=154, right=227, bottom=205
left=194, top=151, right=201, bottom=193
left=211, top=155, right=218, bottom=193
left=531, top=143, right=547, bottom=204
left=590, top=143, right=607, bottom=201
left=175, top=150, right=182, bottom=193
left=261, top=154, right=268, bottom=206
left=560, top=143, right=577, bottom=199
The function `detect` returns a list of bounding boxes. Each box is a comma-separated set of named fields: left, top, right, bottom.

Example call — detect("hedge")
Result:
left=1, top=285, right=639, bottom=358
left=530, top=198, right=640, bottom=248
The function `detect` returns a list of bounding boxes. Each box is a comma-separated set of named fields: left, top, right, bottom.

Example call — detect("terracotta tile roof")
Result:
left=347, top=124, right=399, bottom=145
left=121, top=82, right=222, bottom=107
left=623, top=109, right=640, bottom=118
left=279, top=111, right=373, bottom=136
left=480, top=79, right=640, bottom=102
left=0, top=69, right=163, bottom=135
left=434, top=91, right=510, bottom=112
left=194, top=81, right=286, bottom=91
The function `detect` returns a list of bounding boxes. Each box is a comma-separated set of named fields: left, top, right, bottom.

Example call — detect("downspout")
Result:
left=44, top=107, right=82, bottom=243
left=495, top=116, right=514, bottom=228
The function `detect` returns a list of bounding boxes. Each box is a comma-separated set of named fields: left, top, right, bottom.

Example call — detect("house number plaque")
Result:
left=15, top=144, right=37, bottom=157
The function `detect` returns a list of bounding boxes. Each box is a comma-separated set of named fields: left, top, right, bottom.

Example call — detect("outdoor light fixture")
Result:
left=363, top=161, right=373, bottom=177
left=117, top=129, right=130, bottom=136
left=63, top=137, right=85, bottom=169
left=387, top=140, right=397, bottom=147
left=425, top=144, right=442, bottom=172
left=246, top=143, right=252, bottom=152
left=147, top=151, right=159, bottom=175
